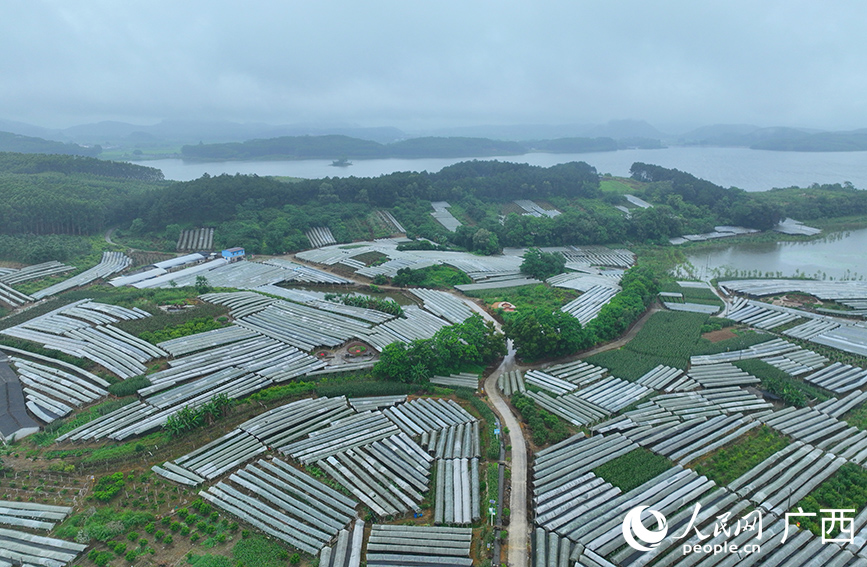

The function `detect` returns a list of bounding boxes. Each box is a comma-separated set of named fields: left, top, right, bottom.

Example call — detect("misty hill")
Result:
left=0, top=131, right=101, bottom=157
left=181, top=135, right=527, bottom=161
left=180, top=134, right=666, bottom=161
left=750, top=129, right=867, bottom=151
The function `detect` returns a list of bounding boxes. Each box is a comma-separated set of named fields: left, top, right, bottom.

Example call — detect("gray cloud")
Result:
left=2, top=0, right=866, bottom=130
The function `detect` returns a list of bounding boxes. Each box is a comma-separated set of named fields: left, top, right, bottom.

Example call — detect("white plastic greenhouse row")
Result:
left=525, top=390, right=609, bottom=427
left=575, top=377, right=650, bottom=413
left=813, top=325, right=867, bottom=358
left=31, top=251, right=131, bottom=299
left=348, top=395, right=406, bottom=413
left=0, top=499, right=73, bottom=531
left=524, top=370, right=577, bottom=396
left=10, top=356, right=107, bottom=423
left=562, top=246, right=635, bottom=269
left=455, top=275, right=541, bottom=292
left=0, top=282, right=32, bottom=306
left=200, top=290, right=276, bottom=317
left=533, top=433, right=637, bottom=497
left=154, top=397, right=356, bottom=484
left=548, top=271, right=621, bottom=294
left=547, top=465, right=715, bottom=554
left=243, top=396, right=355, bottom=447
left=376, top=209, right=405, bottom=233
left=282, top=411, right=402, bottom=464
left=356, top=257, right=438, bottom=279
left=815, top=390, right=867, bottom=419
left=430, top=201, right=462, bottom=232
left=720, top=278, right=867, bottom=300
left=202, top=457, right=356, bottom=555
left=306, top=226, right=338, bottom=248
left=762, top=348, right=829, bottom=376
left=533, top=528, right=577, bottom=567
left=1, top=325, right=152, bottom=380
left=761, top=407, right=867, bottom=465
left=636, top=364, right=697, bottom=391
left=56, top=366, right=274, bottom=442
left=306, top=298, right=396, bottom=324
left=176, top=227, right=214, bottom=251
left=784, top=317, right=842, bottom=340
left=638, top=413, right=759, bottom=465
left=239, top=301, right=373, bottom=351
left=262, top=258, right=353, bottom=284
left=382, top=397, right=476, bottom=437
left=725, top=298, right=802, bottom=329
left=686, top=362, right=761, bottom=388
left=361, top=306, right=451, bottom=351
left=434, top=457, right=480, bottom=525
left=729, top=441, right=845, bottom=516
left=319, top=518, right=364, bottom=567
left=158, top=325, right=259, bottom=357
left=366, top=524, right=474, bottom=567
left=802, top=362, right=867, bottom=393
left=317, top=434, right=432, bottom=517
left=689, top=337, right=795, bottom=365
left=0, top=260, right=72, bottom=286
left=408, top=288, right=474, bottom=325
left=560, top=284, right=620, bottom=325
left=424, top=421, right=480, bottom=460
left=497, top=369, right=525, bottom=396
left=514, top=199, right=561, bottom=218
left=429, top=372, right=479, bottom=390
left=143, top=336, right=311, bottom=392
left=663, top=301, right=721, bottom=314
left=542, top=359, right=607, bottom=388
left=0, top=526, right=87, bottom=567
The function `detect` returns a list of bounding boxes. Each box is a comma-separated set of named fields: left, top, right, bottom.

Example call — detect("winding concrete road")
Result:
left=485, top=342, right=528, bottom=567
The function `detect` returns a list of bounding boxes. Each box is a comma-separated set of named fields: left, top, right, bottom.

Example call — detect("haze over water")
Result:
left=148, top=146, right=867, bottom=192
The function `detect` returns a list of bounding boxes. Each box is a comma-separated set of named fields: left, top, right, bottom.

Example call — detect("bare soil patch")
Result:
left=702, top=328, right=738, bottom=342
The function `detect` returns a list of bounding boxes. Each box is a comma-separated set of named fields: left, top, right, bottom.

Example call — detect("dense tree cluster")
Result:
left=586, top=266, right=659, bottom=342
left=503, top=308, right=593, bottom=361
left=0, top=152, right=163, bottom=180
left=630, top=162, right=782, bottom=231
left=520, top=248, right=566, bottom=280
left=373, top=314, right=506, bottom=382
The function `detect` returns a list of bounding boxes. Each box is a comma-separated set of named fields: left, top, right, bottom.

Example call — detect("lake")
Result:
left=146, top=146, right=867, bottom=192
left=684, top=228, right=867, bottom=281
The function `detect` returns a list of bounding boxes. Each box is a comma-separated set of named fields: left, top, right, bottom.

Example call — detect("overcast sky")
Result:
left=2, top=0, right=866, bottom=132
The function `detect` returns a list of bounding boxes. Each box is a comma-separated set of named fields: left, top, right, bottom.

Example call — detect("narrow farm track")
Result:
left=485, top=344, right=528, bottom=567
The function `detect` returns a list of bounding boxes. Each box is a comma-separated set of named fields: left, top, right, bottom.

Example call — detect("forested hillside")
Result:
left=0, top=152, right=863, bottom=257
left=0, top=131, right=101, bottom=157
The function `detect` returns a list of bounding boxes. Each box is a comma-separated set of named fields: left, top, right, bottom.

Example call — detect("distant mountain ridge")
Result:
left=0, top=131, right=100, bottom=157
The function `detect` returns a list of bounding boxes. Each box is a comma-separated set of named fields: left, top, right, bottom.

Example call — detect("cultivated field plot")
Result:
left=176, top=227, right=215, bottom=251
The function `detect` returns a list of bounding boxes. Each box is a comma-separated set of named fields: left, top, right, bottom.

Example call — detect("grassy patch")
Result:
left=692, top=425, right=790, bottom=485
left=393, top=264, right=472, bottom=289
left=587, top=311, right=708, bottom=380
left=793, top=463, right=867, bottom=537
left=843, top=404, right=867, bottom=431
left=464, top=284, right=579, bottom=313
left=233, top=535, right=294, bottom=567
left=733, top=359, right=830, bottom=407
left=188, top=554, right=233, bottom=567
left=599, top=178, right=639, bottom=194
left=592, top=448, right=673, bottom=492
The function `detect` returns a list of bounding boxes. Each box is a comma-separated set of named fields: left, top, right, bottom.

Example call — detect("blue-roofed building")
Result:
left=221, top=247, right=245, bottom=262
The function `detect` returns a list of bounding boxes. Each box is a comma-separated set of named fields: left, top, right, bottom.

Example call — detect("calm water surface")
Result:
left=146, top=146, right=867, bottom=191
left=685, top=228, right=867, bottom=280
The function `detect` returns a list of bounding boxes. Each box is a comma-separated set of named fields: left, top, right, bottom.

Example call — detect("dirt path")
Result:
left=104, top=227, right=116, bottom=245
